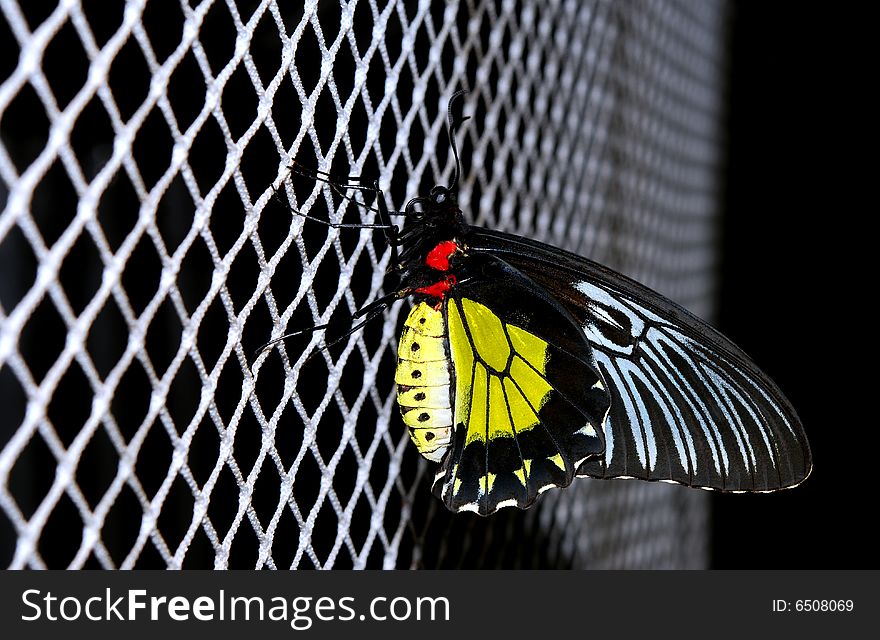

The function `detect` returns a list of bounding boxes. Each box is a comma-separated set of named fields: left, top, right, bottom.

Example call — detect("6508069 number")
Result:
left=773, top=600, right=854, bottom=612
left=797, top=600, right=853, bottom=612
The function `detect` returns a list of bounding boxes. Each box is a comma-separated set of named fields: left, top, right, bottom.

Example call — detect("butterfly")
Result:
left=279, top=91, right=812, bottom=516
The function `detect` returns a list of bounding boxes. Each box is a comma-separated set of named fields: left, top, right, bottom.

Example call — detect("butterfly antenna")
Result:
left=447, top=89, right=470, bottom=191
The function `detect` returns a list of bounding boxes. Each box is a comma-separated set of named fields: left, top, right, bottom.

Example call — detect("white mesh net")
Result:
left=0, top=0, right=726, bottom=568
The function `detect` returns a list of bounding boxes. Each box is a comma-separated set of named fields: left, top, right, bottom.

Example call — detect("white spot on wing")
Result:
left=576, top=423, right=597, bottom=437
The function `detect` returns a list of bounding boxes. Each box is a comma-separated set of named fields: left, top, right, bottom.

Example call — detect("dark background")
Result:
left=716, top=3, right=871, bottom=568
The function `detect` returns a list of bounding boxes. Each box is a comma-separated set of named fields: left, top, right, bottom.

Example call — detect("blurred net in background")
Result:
left=0, top=0, right=726, bottom=569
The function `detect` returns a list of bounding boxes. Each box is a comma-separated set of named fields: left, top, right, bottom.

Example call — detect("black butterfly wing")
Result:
left=466, top=228, right=812, bottom=492
left=433, top=255, right=609, bottom=515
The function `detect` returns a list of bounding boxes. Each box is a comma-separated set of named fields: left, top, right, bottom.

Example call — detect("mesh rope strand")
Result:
left=0, top=0, right=726, bottom=569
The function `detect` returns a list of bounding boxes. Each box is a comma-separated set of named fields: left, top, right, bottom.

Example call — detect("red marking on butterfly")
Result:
left=425, top=240, right=459, bottom=271
left=416, top=274, right=458, bottom=300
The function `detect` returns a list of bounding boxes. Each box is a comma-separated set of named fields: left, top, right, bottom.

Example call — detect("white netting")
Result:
left=0, top=0, right=726, bottom=568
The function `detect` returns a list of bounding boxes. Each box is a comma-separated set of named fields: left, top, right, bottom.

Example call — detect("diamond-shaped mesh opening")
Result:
left=2, top=0, right=726, bottom=568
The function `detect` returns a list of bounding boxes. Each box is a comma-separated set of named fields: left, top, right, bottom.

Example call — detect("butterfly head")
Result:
left=397, top=184, right=466, bottom=278
left=429, top=184, right=454, bottom=207
left=393, top=91, right=471, bottom=278
left=401, top=90, right=469, bottom=229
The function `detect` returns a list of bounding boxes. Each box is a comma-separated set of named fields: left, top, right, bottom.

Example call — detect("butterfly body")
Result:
left=291, top=94, right=811, bottom=515
left=384, top=176, right=810, bottom=515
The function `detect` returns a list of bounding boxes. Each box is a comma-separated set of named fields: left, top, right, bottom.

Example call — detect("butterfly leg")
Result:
left=273, top=178, right=395, bottom=230
left=279, top=160, right=409, bottom=229
left=370, top=178, right=401, bottom=268
left=286, top=168, right=403, bottom=267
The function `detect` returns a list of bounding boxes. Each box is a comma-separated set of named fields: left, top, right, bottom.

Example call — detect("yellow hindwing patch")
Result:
left=448, top=298, right=552, bottom=445
left=460, top=298, right=510, bottom=372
